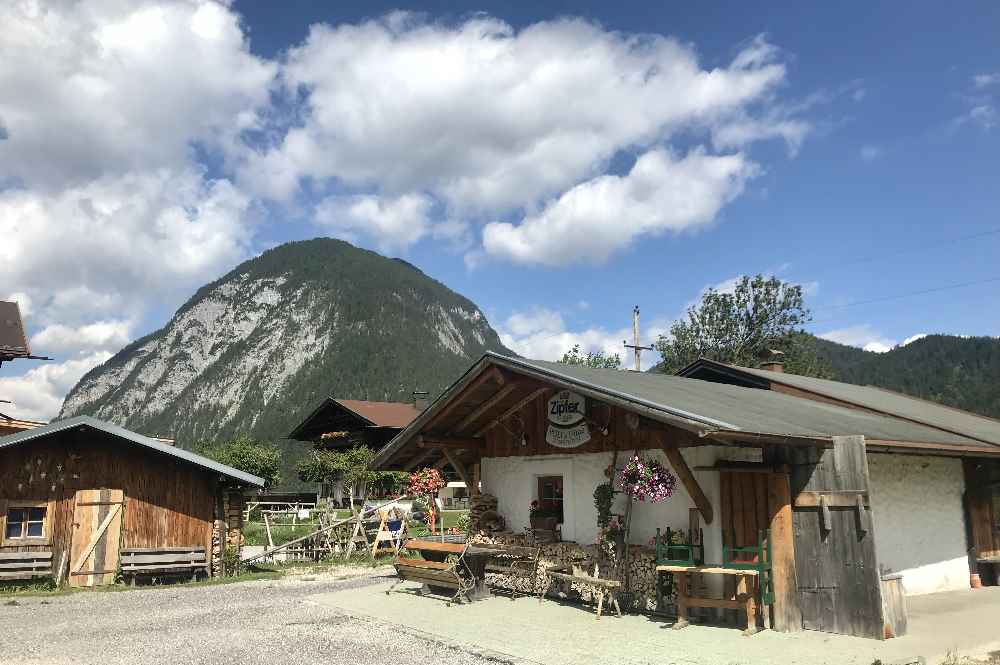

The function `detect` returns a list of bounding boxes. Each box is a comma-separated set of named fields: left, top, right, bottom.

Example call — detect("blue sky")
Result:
left=1, top=1, right=998, bottom=419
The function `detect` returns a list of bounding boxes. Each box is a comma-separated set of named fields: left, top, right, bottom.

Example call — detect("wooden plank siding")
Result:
left=0, top=428, right=218, bottom=579
left=480, top=391, right=693, bottom=459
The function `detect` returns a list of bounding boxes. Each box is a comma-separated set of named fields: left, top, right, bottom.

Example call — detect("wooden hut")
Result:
left=374, top=353, right=1000, bottom=640
left=288, top=396, right=421, bottom=503
left=0, top=416, right=263, bottom=586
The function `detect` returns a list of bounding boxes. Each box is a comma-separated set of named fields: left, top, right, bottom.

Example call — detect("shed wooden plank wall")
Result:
left=0, top=429, right=217, bottom=578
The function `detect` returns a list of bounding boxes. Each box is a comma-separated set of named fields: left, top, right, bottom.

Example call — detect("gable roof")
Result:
left=374, top=353, right=1000, bottom=469
left=678, top=358, right=1000, bottom=447
left=336, top=400, right=421, bottom=428
left=287, top=397, right=420, bottom=441
left=0, top=416, right=264, bottom=486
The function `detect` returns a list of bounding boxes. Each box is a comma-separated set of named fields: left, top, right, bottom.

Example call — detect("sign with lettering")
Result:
left=546, top=390, right=591, bottom=448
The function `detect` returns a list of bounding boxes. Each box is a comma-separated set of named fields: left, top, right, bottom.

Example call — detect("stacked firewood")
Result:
left=469, top=493, right=499, bottom=531
left=470, top=532, right=661, bottom=610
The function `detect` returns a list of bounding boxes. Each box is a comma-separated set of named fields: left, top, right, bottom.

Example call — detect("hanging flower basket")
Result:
left=618, top=454, right=677, bottom=503
left=408, top=467, right=446, bottom=496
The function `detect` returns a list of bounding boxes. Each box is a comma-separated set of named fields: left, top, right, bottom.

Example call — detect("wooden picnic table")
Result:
left=656, top=564, right=760, bottom=635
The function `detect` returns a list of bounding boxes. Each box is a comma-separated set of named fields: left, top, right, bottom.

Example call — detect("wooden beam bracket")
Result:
left=662, top=444, right=714, bottom=525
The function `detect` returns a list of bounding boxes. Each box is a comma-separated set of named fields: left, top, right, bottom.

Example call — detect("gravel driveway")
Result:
left=0, top=568, right=505, bottom=665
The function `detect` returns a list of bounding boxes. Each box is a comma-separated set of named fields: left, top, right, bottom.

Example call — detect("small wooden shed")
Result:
left=0, top=416, right=263, bottom=585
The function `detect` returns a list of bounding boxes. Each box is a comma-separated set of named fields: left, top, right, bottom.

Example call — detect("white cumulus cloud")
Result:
left=481, top=149, right=757, bottom=266
left=498, top=306, right=667, bottom=370
left=0, top=0, right=275, bottom=190
left=819, top=324, right=900, bottom=353
left=235, top=15, right=803, bottom=255
left=0, top=352, right=112, bottom=422
left=315, top=193, right=434, bottom=254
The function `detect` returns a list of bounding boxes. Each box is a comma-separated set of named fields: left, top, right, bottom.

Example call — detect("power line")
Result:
left=810, top=275, right=1000, bottom=319
left=833, top=227, right=1000, bottom=269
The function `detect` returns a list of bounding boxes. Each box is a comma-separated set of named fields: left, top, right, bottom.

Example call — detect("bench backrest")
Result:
left=0, top=551, right=53, bottom=580
left=120, top=547, right=207, bottom=571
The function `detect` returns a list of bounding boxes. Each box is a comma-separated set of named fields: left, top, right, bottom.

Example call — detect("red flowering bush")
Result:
left=408, top=467, right=446, bottom=496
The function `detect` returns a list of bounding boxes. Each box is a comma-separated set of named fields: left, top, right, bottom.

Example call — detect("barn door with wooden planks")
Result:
left=719, top=469, right=772, bottom=626
left=69, top=489, right=125, bottom=588
left=789, top=436, right=885, bottom=639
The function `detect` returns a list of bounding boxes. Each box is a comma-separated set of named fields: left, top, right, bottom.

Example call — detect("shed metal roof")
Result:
left=0, top=415, right=264, bottom=486
left=683, top=359, right=1000, bottom=447
left=374, top=353, right=1000, bottom=469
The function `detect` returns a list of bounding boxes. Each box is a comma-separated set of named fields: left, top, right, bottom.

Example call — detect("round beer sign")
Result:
left=546, top=390, right=591, bottom=448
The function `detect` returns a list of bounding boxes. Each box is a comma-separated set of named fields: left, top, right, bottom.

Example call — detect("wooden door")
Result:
left=719, top=470, right=770, bottom=625
left=790, top=436, right=885, bottom=639
left=69, top=489, right=125, bottom=588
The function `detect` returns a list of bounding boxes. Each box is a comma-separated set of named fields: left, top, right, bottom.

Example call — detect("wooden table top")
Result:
left=656, top=565, right=759, bottom=576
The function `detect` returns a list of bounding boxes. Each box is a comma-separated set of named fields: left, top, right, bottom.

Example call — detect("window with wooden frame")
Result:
left=1, top=500, right=52, bottom=546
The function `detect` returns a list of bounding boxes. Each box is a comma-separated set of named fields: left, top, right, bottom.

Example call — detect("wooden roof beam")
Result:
left=475, top=386, right=550, bottom=437
left=442, top=448, right=479, bottom=496
left=454, top=382, right=521, bottom=434
left=425, top=366, right=506, bottom=430
left=417, top=435, right=483, bottom=451
left=402, top=447, right=435, bottom=471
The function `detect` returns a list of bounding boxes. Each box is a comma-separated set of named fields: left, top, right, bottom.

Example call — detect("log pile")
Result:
left=469, top=493, right=499, bottom=531
left=470, top=532, right=663, bottom=612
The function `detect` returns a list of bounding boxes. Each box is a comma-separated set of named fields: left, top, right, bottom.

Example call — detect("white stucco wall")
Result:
left=480, top=446, right=762, bottom=563
left=868, top=453, right=970, bottom=595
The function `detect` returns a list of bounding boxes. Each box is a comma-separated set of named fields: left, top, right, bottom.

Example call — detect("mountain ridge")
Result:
left=60, top=238, right=514, bottom=461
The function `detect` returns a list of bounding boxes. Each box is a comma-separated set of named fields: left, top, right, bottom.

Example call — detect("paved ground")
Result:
left=0, top=567, right=498, bottom=665
left=3, top=568, right=998, bottom=665
left=313, top=580, right=1000, bottom=665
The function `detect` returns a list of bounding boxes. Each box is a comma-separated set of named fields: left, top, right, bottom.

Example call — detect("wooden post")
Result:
left=767, top=468, right=802, bottom=632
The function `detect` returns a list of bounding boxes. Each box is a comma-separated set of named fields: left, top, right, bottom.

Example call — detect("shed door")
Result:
left=70, top=489, right=125, bottom=588
left=790, top=436, right=885, bottom=639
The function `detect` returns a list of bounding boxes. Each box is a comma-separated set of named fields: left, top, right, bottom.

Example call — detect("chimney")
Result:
left=412, top=390, right=430, bottom=412
left=758, top=349, right=786, bottom=373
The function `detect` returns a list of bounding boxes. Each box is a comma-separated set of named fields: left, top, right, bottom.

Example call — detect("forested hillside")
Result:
left=813, top=334, right=1000, bottom=419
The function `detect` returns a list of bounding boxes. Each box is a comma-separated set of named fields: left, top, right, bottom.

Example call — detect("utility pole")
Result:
left=623, top=305, right=653, bottom=372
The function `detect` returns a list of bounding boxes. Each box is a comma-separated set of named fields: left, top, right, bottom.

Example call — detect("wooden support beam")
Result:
left=662, top=444, right=714, bottom=525
left=426, top=366, right=505, bottom=428
left=442, top=448, right=474, bottom=494
left=433, top=455, right=450, bottom=471
left=475, top=386, right=549, bottom=436
left=403, top=448, right=434, bottom=471
left=417, top=435, right=483, bottom=451
left=454, top=382, right=520, bottom=433
left=767, top=469, right=802, bottom=632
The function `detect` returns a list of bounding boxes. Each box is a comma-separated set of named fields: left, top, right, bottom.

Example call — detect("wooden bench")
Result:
left=538, top=563, right=623, bottom=620
left=120, top=547, right=209, bottom=584
left=388, top=539, right=475, bottom=604
left=0, top=551, right=53, bottom=581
